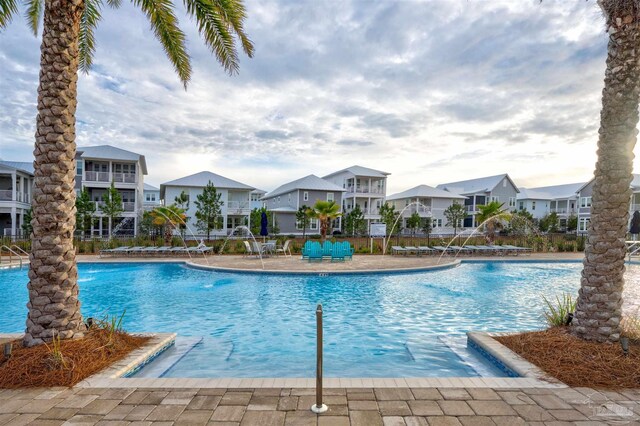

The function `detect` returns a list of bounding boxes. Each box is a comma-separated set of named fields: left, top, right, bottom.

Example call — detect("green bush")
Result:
left=542, top=293, right=576, bottom=327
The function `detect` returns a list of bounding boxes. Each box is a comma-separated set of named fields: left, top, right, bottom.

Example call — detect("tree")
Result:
left=139, top=210, right=162, bottom=238
left=174, top=190, right=189, bottom=210
left=194, top=181, right=223, bottom=240
left=567, top=214, right=578, bottom=233
left=573, top=1, right=639, bottom=343
left=538, top=212, right=559, bottom=233
left=21, top=208, right=33, bottom=236
left=101, top=182, right=123, bottom=239
left=379, top=203, right=402, bottom=236
left=75, top=188, right=95, bottom=238
left=444, top=202, right=467, bottom=236
left=0, top=0, right=253, bottom=346
left=475, top=201, right=511, bottom=244
left=406, top=212, right=421, bottom=236
left=296, top=205, right=310, bottom=239
left=507, top=209, right=536, bottom=236
left=307, top=200, right=341, bottom=241
left=249, top=208, right=278, bottom=236
left=150, top=205, right=187, bottom=244
left=343, top=205, right=366, bottom=236
left=420, top=217, right=432, bottom=238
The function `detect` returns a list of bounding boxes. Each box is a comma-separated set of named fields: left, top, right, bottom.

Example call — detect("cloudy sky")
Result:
left=0, top=0, right=636, bottom=194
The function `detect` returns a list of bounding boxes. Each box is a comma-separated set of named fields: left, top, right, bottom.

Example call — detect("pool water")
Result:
left=0, top=261, right=591, bottom=377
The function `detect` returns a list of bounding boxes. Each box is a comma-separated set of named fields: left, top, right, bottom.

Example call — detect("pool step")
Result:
left=134, top=336, right=203, bottom=378
left=438, top=336, right=507, bottom=377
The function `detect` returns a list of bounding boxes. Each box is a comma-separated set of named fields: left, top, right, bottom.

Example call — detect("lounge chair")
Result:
left=417, top=246, right=435, bottom=255
left=476, top=245, right=504, bottom=255
left=449, top=245, right=471, bottom=255
left=126, top=246, right=146, bottom=256
left=322, top=241, right=333, bottom=258
left=331, top=243, right=346, bottom=262
left=432, top=245, right=453, bottom=254
left=301, top=241, right=315, bottom=259
left=243, top=241, right=254, bottom=257
left=342, top=241, right=354, bottom=260
left=404, top=246, right=419, bottom=255
left=170, top=246, right=188, bottom=255
left=502, top=245, right=532, bottom=256
left=391, top=246, right=408, bottom=255
left=99, top=246, right=129, bottom=257
left=307, top=242, right=323, bottom=262
left=276, top=240, right=292, bottom=257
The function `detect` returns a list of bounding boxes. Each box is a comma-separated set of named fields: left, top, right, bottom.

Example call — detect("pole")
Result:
left=311, top=304, right=328, bottom=413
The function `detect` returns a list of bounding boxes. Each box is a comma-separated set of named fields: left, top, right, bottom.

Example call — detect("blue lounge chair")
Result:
left=322, top=241, right=333, bottom=258
left=331, top=243, right=345, bottom=262
left=308, top=242, right=323, bottom=262
left=342, top=242, right=354, bottom=260
left=301, top=241, right=315, bottom=259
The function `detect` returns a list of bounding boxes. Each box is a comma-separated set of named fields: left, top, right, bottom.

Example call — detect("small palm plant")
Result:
left=542, top=293, right=577, bottom=327
left=475, top=201, right=511, bottom=245
left=307, top=201, right=341, bottom=241
left=150, top=205, right=187, bottom=245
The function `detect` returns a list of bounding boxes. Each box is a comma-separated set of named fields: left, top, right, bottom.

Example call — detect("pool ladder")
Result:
left=0, top=245, right=28, bottom=269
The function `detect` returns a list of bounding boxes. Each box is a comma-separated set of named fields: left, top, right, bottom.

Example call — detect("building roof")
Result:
left=578, top=174, right=640, bottom=193
left=517, top=182, right=584, bottom=201
left=263, top=174, right=345, bottom=199
left=436, top=173, right=519, bottom=195
left=251, top=189, right=267, bottom=194
left=143, top=183, right=159, bottom=191
left=269, top=206, right=297, bottom=213
left=78, top=145, right=148, bottom=175
left=323, top=165, right=390, bottom=179
left=162, top=171, right=254, bottom=191
left=0, top=161, right=34, bottom=175
left=386, top=184, right=466, bottom=201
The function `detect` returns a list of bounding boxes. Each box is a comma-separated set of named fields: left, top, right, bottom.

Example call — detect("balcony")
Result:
left=0, top=190, right=12, bottom=201
left=227, top=201, right=250, bottom=214
left=0, top=191, right=29, bottom=203
left=465, top=205, right=476, bottom=213
left=85, top=171, right=137, bottom=184
left=345, top=186, right=384, bottom=195
left=409, top=205, right=431, bottom=214
left=96, top=201, right=136, bottom=212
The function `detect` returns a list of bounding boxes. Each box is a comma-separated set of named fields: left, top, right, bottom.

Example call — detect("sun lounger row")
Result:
left=99, top=245, right=213, bottom=257
left=391, top=244, right=532, bottom=256
left=302, top=241, right=354, bottom=262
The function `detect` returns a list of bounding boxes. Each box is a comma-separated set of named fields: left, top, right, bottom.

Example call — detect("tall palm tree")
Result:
left=0, top=0, right=253, bottom=346
left=475, top=201, right=511, bottom=245
left=307, top=200, right=341, bottom=241
left=573, top=1, right=640, bottom=343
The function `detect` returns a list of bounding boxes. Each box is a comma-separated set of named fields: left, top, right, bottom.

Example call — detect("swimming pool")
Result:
left=0, top=261, right=601, bottom=377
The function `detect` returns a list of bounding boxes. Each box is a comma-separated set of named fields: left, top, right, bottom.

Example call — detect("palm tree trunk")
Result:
left=573, top=7, right=640, bottom=343
left=25, top=0, right=85, bottom=347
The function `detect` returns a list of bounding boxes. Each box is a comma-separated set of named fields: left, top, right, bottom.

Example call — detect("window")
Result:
left=532, top=201, right=536, bottom=211
left=509, top=197, right=516, bottom=208
left=303, top=191, right=309, bottom=201
left=579, top=218, right=590, bottom=232
left=327, top=192, right=334, bottom=202
left=146, top=193, right=151, bottom=202
left=309, top=218, right=319, bottom=230
left=251, top=193, right=260, bottom=201
left=580, top=197, right=592, bottom=208
left=76, top=160, right=83, bottom=176
left=432, top=219, right=442, bottom=228
left=518, top=201, right=524, bottom=210
left=490, top=196, right=499, bottom=203
left=277, top=196, right=281, bottom=202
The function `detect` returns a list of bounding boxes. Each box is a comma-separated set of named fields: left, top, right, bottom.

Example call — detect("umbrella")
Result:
left=260, top=211, right=269, bottom=237
left=631, top=211, right=640, bottom=235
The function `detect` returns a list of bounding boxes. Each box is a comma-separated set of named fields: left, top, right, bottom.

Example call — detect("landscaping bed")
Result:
left=496, top=327, right=640, bottom=389
left=0, top=327, right=149, bottom=388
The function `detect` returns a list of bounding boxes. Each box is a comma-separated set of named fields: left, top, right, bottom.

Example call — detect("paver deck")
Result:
left=0, top=385, right=637, bottom=425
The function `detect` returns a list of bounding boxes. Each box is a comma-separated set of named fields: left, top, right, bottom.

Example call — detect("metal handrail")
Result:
left=10, top=245, right=29, bottom=257
left=0, top=245, right=24, bottom=268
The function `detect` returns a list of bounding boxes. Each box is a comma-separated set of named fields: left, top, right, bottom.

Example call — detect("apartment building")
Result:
left=323, top=165, right=390, bottom=227
left=161, top=171, right=255, bottom=236
left=386, top=185, right=466, bottom=234
left=517, top=182, right=584, bottom=231
left=143, top=183, right=161, bottom=210
left=437, top=174, right=519, bottom=228
left=75, top=145, right=147, bottom=237
left=262, top=175, right=344, bottom=235
left=0, top=161, right=34, bottom=238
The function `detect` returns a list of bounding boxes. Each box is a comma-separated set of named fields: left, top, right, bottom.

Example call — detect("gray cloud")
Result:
left=337, top=139, right=373, bottom=147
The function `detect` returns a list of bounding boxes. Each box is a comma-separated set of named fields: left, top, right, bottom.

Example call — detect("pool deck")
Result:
left=0, top=384, right=637, bottom=425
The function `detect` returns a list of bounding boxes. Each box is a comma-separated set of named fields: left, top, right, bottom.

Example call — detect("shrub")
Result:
left=542, top=293, right=576, bottom=327
left=621, top=313, right=640, bottom=340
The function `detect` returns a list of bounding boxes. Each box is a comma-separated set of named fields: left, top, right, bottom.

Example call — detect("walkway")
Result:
left=0, top=385, right=638, bottom=425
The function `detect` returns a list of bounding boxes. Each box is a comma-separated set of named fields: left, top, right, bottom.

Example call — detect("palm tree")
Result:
left=307, top=200, right=341, bottom=241
left=572, top=1, right=640, bottom=343
left=0, top=0, right=253, bottom=346
left=475, top=201, right=511, bottom=245
left=150, top=205, right=187, bottom=245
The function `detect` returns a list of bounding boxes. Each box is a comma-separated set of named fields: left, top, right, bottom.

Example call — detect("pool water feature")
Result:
left=0, top=261, right=604, bottom=377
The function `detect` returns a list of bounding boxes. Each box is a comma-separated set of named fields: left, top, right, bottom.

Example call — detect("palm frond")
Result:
left=0, top=0, right=19, bottom=30
left=79, top=0, right=103, bottom=73
left=106, top=0, right=122, bottom=7
left=133, top=0, right=191, bottom=87
left=23, top=0, right=42, bottom=35
left=184, top=0, right=253, bottom=75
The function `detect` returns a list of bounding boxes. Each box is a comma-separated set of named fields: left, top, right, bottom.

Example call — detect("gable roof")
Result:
left=162, top=171, right=254, bottom=191
left=436, top=173, right=519, bottom=195
left=0, top=161, right=34, bottom=175
left=78, top=145, right=148, bottom=175
left=517, top=182, right=584, bottom=201
left=386, top=184, right=466, bottom=201
left=578, top=174, right=640, bottom=193
left=143, top=183, right=159, bottom=191
left=263, top=175, right=345, bottom=199
left=323, top=165, right=390, bottom=179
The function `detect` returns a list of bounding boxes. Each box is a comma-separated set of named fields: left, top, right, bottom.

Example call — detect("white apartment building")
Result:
left=323, top=165, right=390, bottom=227
left=517, top=183, right=584, bottom=231
left=0, top=161, right=34, bottom=239
left=143, top=183, right=162, bottom=210
left=160, top=171, right=255, bottom=236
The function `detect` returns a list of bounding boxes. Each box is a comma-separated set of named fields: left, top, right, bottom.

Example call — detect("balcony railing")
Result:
left=227, top=201, right=250, bottom=212
left=85, top=171, right=137, bottom=183
left=465, top=205, right=476, bottom=212
left=345, top=186, right=384, bottom=194
left=409, top=205, right=431, bottom=214
left=0, top=190, right=12, bottom=201
left=0, top=191, right=29, bottom=203
left=96, top=201, right=136, bottom=212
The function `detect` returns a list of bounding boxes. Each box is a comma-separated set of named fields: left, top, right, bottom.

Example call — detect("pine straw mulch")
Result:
left=495, top=327, right=640, bottom=389
left=0, top=328, right=149, bottom=388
